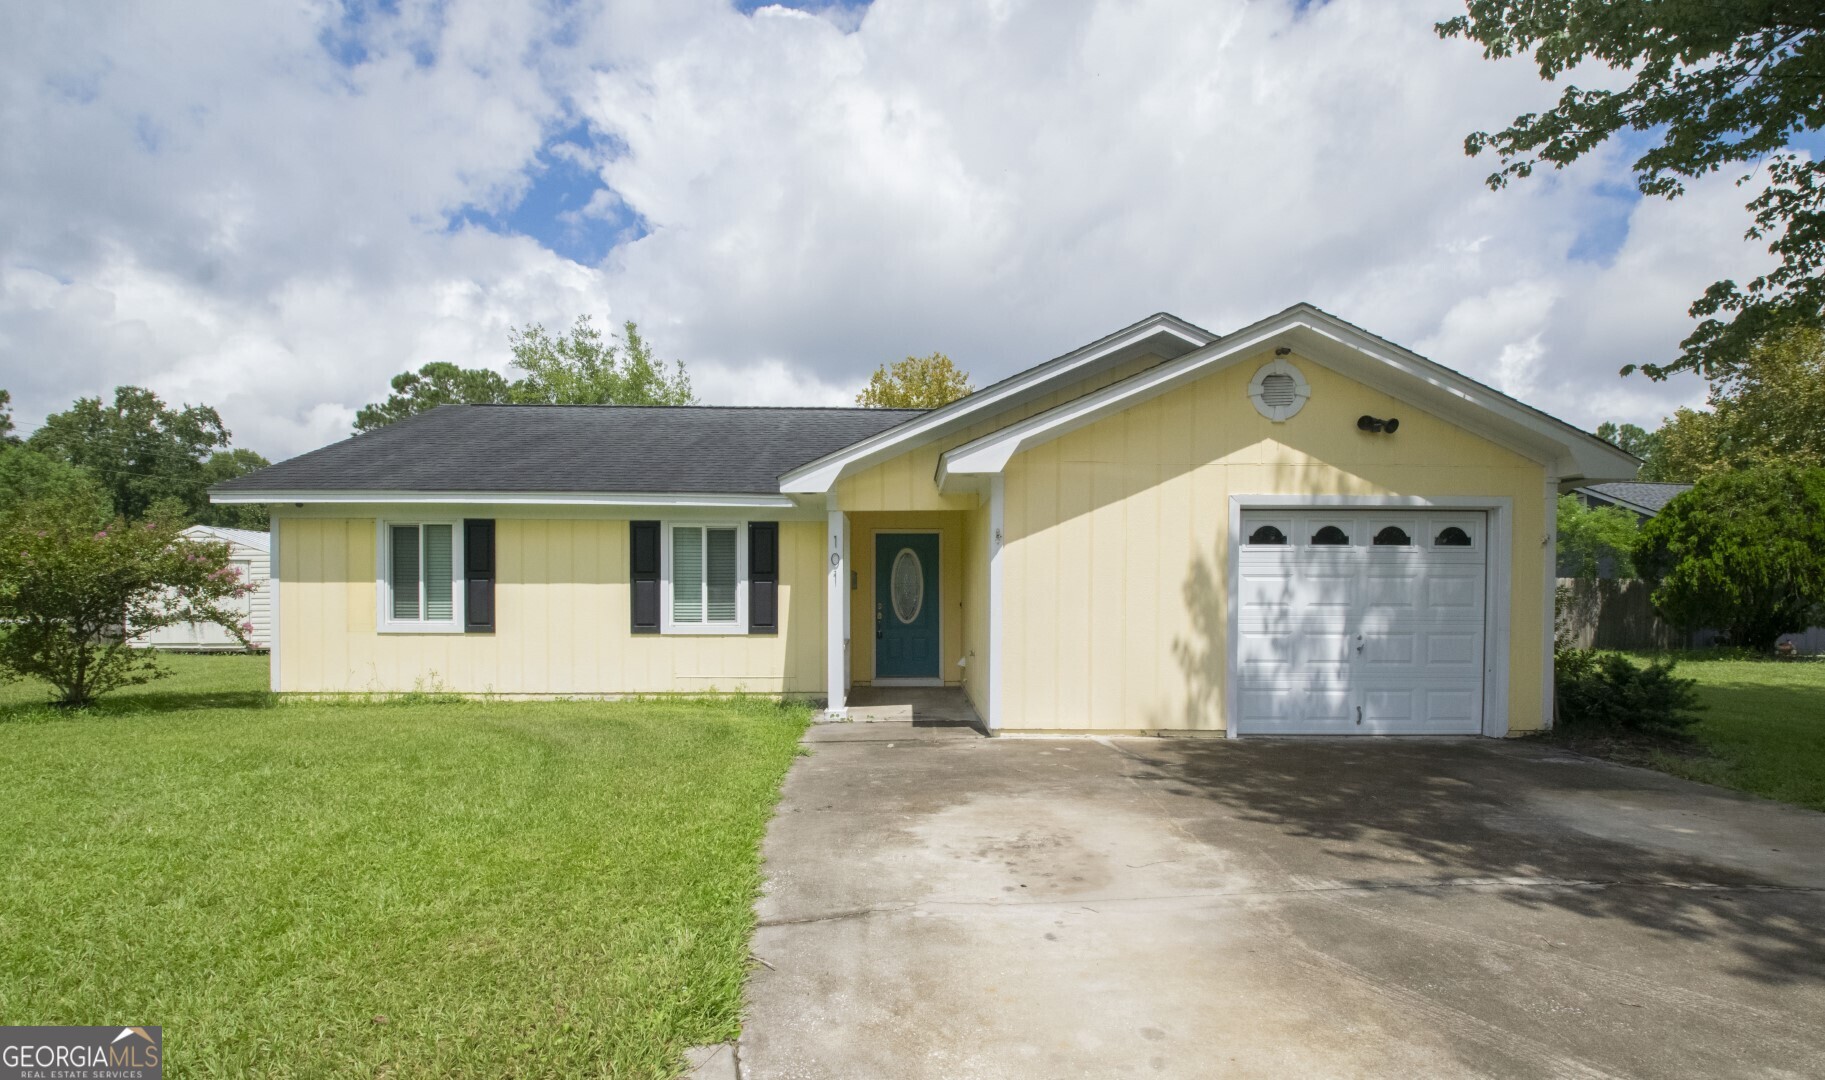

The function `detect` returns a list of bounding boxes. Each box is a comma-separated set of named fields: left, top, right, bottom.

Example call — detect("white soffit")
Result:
left=939, top=304, right=1641, bottom=486
left=777, top=313, right=1214, bottom=494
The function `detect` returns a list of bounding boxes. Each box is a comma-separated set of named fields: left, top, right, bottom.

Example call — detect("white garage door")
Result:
left=1236, top=511, right=1486, bottom=735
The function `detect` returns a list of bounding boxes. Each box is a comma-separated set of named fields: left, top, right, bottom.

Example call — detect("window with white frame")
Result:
left=381, top=521, right=463, bottom=631
left=664, top=523, right=746, bottom=633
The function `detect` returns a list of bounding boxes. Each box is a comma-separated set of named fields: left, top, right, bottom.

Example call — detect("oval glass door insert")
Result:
left=890, top=548, right=924, bottom=623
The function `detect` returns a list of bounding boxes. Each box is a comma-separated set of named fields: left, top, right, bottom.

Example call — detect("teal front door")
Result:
left=875, top=532, right=940, bottom=679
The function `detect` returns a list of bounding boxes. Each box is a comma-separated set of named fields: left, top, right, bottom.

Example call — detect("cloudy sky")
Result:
left=0, top=0, right=1779, bottom=460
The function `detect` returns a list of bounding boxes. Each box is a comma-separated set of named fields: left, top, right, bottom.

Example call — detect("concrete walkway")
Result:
left=739, top=724, right=1825, bottom=1079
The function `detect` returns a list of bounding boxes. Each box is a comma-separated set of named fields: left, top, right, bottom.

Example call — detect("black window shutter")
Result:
left=749, top=522, right=779, bottom=635
left=630, top=520, right=661, bottom=634
left=464, top=519, right=495, bottom=633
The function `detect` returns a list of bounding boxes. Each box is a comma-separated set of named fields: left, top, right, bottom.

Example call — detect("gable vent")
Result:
left=1259, top=372, right=1297, bottom=408
left=1248, top=358, right=1309, bottom=421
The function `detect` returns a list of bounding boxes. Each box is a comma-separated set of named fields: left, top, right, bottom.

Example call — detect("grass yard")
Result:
left=0, top=655, right=812, bottom=1078
left=1550, top=653, right=1825, bottom=812
left=1639, top=654, right=1825, bottom=812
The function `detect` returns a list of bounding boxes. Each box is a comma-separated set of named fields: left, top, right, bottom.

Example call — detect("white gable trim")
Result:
left=778, top=313, right=1214, bottom=494
left=938, top=305, right=1639, bottom=486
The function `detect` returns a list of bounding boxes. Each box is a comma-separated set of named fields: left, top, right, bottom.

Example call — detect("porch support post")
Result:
left=987, top=475, right=1005, bottom=732
left=826, top=504, right=849, bottom=717
left=1541, top=473, right=1559, bottom=731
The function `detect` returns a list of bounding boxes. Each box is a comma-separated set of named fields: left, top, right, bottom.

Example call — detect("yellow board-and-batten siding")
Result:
left=996, top=352, right=1547, bottom=733
left=275, top=514, right=826, bottom=695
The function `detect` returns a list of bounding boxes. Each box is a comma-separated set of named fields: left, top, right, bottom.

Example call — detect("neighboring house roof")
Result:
left=1575, top=481, right=1694, bottom=517
left=211, top=405, right=926, bottom=502
left=938, top=303, right=1642, bottom=487
left=182, top=524, right=270, bottom=552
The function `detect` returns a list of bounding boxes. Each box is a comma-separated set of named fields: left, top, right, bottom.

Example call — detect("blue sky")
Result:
left=449, top=122, right=645, bottom=265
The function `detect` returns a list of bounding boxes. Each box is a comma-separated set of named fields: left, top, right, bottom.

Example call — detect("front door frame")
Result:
left=872, top=529, right=944, bottom=686
left=1225, top=494, right=1514, bottom=739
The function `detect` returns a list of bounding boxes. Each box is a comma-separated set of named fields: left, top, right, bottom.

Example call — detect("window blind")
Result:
left=423, top=524, right=454, bottom=620
left=706, top=527, right=737, bottom=623
left=673, top=526, right=704, bottom=622
left=391, top=524, right=420, bottom=620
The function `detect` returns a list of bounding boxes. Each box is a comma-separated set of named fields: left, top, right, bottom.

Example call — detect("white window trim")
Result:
left=1247, top=357, right=1311, bottom=422
left=661, top=521, right=749, bottom=635
left=375, top=519, right=467, bottom=634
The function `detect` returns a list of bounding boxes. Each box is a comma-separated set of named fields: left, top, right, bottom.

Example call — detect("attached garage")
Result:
left=925, top=304, right=1636, bottom=736
left=1235, top=509, right=1492, bottom=735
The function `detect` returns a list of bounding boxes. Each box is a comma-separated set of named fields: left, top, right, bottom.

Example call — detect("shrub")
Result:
left=1635, top=466, right=1825, bottom=650
left=1555, top=648, right=1703, bottom=734
left=0, top=497, right=254, bottom=706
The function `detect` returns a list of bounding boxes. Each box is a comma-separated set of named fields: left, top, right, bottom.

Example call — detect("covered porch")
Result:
left=824, top=504, right=998, bottom=728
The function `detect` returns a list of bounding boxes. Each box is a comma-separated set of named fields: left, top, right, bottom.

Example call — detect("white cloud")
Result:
left=0, top=0, right=1778, bottom=459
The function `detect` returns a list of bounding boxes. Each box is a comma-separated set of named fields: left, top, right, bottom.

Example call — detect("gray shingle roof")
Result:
left=1578, top=481, right=1693, bottom=515
left=212, top=405, right=927, bottom=496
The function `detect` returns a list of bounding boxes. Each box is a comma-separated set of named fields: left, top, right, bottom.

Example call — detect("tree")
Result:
left=353, top=362, right=513, bottom=433
left=1439, top=3, right=1825, bottom=379
left=196, top=449, right=273, bottom=529
left=1556, top=494, right=1639, bottom=579
left=29, top=387, right=235, bottom=522
left=0, top=499, right=254, bottom=706
left=856, top=352, right=973, bottom=409
left=1648, top=407, right=1725, bottom=483
left=0, top=444, right=109, bottom=521
left=1633, top=326, right=1825, bottom=481
left=1634, top=466, right=1825, bottom=650
left=0, top=389, right=16, bottom=444
left=508, top=317, right=694, bottom=406
left=1595, top=420, right=1660, bottom=462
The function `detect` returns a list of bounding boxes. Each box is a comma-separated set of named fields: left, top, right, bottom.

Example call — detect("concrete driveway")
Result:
left=738, top=723, right=1825, bottom=1079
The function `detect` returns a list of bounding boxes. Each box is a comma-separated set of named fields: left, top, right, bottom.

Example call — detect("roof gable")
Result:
left=939, top=303, right=1640, bottom=487
left=778, top=312, right=1215, bottom=493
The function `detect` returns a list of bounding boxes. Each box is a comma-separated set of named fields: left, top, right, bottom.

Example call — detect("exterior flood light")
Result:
left=1357, top=415, right=1400, bottom=434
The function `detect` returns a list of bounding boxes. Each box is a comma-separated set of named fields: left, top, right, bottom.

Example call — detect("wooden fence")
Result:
left=1555, top=579, right=1825, bottom=653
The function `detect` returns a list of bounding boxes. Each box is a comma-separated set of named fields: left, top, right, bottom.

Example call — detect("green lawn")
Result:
left=0, top=655, right=811, bottom=1078
left=1548, top=652, right=1825, bottom=812
left=1633, top=654, right=1825, bottom=812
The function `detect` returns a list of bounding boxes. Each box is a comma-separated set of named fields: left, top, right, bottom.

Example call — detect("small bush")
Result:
left=1556, top=648, right=1704, bottom=734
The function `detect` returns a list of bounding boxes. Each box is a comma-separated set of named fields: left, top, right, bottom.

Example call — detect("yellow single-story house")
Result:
left=212, top=303, right=1638, bottom=736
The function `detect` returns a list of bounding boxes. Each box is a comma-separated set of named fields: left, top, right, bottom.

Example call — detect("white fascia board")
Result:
left=779, top=315, right=1214, bottom=494
left=211, top=489, right=799, bottom=509
left=940, top=305, right=1640, bottom=485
